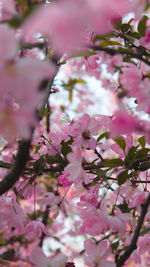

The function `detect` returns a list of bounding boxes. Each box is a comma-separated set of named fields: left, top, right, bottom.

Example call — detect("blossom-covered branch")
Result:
left=116, top=193, right=150, bottom=267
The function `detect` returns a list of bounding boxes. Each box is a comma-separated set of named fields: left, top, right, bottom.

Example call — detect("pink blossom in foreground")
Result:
left=110, top=108, right=138, bottom=138
left=22, top=1, right=86, bottom=54
left=84, top=239, right=115, bottom=267
left=0, top=24, right=18, bottom=61
left=30, top=247, right=67, bottom=267
left=0, top=57, right=56, bottom=141
left=0, top=0, right=16, bottom=20
left=0, top=23, right=56, bottom=142
left=86, top=0, right=133, bottom=34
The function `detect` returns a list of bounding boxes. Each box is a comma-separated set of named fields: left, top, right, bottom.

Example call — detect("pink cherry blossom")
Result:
left=0, top=56, right=56, bottom=141
left=70, top=114, right=100, bottom=149
left=22, top=1, right=86, bottom=54
left=58, top=171, right=73, bottom=187
left=0, top=24, right=18, bottom=61
left=25, top=220, right=48, bottom=239
left=110, top=108, right=138, bottom=138
left=0, top=0, right=16, bottom=20
left=84, top=239, right=115, bottom=267
left=30, top=247, right=67, bottom=267
left=65, top=146, right=86, bottom=183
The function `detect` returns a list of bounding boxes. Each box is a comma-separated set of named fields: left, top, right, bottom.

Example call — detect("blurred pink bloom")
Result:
left=30, top=247, right=67, bottom=267
left=23, top=1, right=86, bottom=54
left=0, top=24, right=18, bottom=61
left=0, top=24, right=56, bottom=141
left=25, top=220, right=48, bottom=239
left=0, top=0, right=16, bottom=20
left=84, top=239, right=115, bottom=267
left=110, top=108, right=138, bottom=138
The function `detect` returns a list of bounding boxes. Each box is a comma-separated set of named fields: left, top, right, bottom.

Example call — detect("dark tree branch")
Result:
left=92, top=46, right=150, bottom=66
left=116, top=192, right=150, bottom=267
left=39, top=205, right=50, bottom=247
left=0, top=139, right=31, bottom=196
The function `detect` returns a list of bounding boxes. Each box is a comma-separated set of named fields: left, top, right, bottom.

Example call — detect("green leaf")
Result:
left=96, top=169, right=107, bottom=177
left=46, top=155, right=63, bottom=164
left=138, top=15, right=148, bottom=37
left=123, top=56, right=135, bottom=64
left=61, top=142, right=72, bottom=157
left=140, top=227, right=150, bottom=236
left=121, top=23, right=131, bottom=33
left=40, top=107, right=51, bottom=117
left=118, top=170, right=129, bottom=185
left=138, top=162, right=150, bottom=171
left=103, top=158, right=124, bottom=168
left=68, top=50, right=96, bottom=59
left=137, top=136, right=146, bottom=148
left=93, top=33, right=117, bottom=42
left=0, top=260, right=9, bottom=266
left=127, top=31, right=141, bottom=39
left=114, top=137, right=126, bottom=151
left=33, top=158, right=45, bottom=174
left=124, top=146, right=138, bottom=167
left=93, top=35, right=107, bottom=42
left=99, top=41, right=122, bottom=47
left=111, top=240, right=119, bottom=251
left=135, top=148, right=150, bottom=159
left=69, top=88, right=73, bottom=102
left=146, top=72, right=150, bottom=79
left=97, top=131, right=110, bottom=142
left=118, top=201, right=131, bottom=213
left=15, top=0, right=28, bottom=6
left=114, top=18, right=122, bottom=30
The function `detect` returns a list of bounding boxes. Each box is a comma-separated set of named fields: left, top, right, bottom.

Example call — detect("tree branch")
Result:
left=116, top=192, right=150, bottom=267
left=92, top=46, right=150, bottom=66
left=39, top=205, right=50, bottom=247
left=0, top=140, right=31, bottom=196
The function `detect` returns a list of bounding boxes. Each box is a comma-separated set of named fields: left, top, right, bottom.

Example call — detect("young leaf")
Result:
left=118, top=170, right=129, bottom=185
left=121, top=23, right=131, bottom=33
left=114, top=137, right=126, bottom=152
left=138, top=15, right=148, bottom=36
left=68, top=50, right=96, bottom=59
left=33, top=158, right=45, bottom=174
left=97, top=131, right=110, bottom=142
left=99, top=40, right=122, bottom=47
left=103, top=158, right=124, bottom=168
left=137, top=136, right=146, bottom=148
left=124, top=146, right=138, bottom=167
